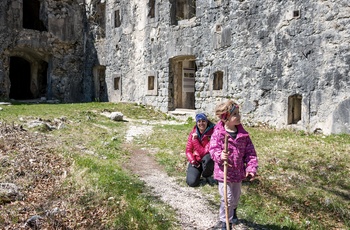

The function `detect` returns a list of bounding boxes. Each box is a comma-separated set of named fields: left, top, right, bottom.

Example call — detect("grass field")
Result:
left=0, top=102, right=179, bottom=229
left=139, top=117, right=350, bottom=230
left=1, top=101, right=349, bottom=229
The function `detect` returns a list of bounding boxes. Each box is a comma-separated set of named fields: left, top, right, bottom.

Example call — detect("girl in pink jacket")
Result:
left=209, top=100, right=258, bottom=229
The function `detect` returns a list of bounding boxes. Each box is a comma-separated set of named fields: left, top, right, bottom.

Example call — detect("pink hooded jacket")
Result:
left=209, top=121, right=258, bottom=183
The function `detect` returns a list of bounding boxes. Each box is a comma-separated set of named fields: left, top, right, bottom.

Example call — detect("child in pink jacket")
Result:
left=209, top=100, right=258, bottom=229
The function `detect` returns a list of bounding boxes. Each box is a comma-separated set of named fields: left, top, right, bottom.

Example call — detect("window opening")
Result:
left=148, top=76, right=155, bottom=90
left=293, top=10, right=300, bottom=19
left=170, top=0, right=196, bottom=25
left=148, top=0, right=155, bottom=18
left=96, top=2, right=106, bottom=38
left=288, top=94, right=302, bottom=124
left=177, top=0, right=196, bottom=21
left=114, top=10, right=121, bottom=27
left=213, top=71, right=223, bottom=90
left=23, top=0, right=47, bottom=31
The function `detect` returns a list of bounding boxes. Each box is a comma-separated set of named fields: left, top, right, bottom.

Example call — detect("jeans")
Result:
left=186, top=153, right=214, bottom=187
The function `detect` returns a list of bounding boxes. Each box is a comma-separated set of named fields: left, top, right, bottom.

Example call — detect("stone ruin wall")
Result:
left=0, top=0, right=92, bottom=102
left=92, top=0, right=350, bottom=134
left=0, top=0, right=349, bottom=135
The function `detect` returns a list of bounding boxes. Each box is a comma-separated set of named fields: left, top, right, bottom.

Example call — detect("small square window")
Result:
left=293, top=10, right=300, bottom=19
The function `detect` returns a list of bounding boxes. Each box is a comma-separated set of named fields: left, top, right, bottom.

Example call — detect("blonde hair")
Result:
left=215, top=100, right=239, bottom=121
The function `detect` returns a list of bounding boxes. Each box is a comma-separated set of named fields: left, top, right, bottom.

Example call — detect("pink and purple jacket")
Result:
left=185, top=123, right=214, bottom=163
left=209, top=121, right=258, bottom=183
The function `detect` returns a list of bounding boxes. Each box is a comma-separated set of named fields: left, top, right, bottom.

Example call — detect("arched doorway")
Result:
left=9, top=57, right=33, bottom=99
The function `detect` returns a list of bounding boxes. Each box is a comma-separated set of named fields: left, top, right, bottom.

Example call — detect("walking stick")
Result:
left=224, top=134, right=230, bottom=229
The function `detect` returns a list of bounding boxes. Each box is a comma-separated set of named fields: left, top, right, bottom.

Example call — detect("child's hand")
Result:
left=245, top=172, right=255, bottom=181
left=221, top=151, right=229, bottom=161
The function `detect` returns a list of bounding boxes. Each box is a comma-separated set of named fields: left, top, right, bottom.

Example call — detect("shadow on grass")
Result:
left=241, top=160, right=350, bottom=229
left=239, top=219, right=294, bottom=230
left=211, top=218, right=288, bottom=230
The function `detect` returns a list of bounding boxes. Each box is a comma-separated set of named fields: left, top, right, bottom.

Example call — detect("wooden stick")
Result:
left=224, top=134, right=230, bottom=229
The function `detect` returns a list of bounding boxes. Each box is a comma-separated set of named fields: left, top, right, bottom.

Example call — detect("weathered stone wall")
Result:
left=1, top=0, right=349, bottom=134
left=90, top=0, right=349, bottom=134
left=0, top=0, right=91, bottom=102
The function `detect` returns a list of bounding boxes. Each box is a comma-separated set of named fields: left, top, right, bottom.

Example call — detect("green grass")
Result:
left=0, top=102, right=166, bottom=122
left=142, top=123, right=350, bottom=230
left=1, top=102, right=349, bottom=229
left=141, top=123, right=193, bottom=178
left=0, top=102, right=179, bottom=229
left=73, top=155, right=177, bottom=230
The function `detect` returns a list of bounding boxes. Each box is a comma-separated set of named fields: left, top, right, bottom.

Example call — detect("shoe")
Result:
left=199, top=177, right=207, bottom=186
left=232, top=208, right=238, bottom=224
left=221, top=221, right=232, bottom=230
left=205, top=176, right=217, bottom=186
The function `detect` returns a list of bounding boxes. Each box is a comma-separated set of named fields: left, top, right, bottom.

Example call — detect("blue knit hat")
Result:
left=195, top=113, right=208, bottom=122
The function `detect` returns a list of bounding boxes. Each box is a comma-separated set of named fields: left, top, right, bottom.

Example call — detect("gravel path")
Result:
left=124, top=120, right=249, bottom=230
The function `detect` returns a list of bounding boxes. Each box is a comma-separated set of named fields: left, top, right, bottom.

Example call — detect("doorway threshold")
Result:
left=168, top=108, right=196, bottom=121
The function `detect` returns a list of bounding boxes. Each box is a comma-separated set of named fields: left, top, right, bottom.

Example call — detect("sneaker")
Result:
left=232, top=208, right=238, bottom=224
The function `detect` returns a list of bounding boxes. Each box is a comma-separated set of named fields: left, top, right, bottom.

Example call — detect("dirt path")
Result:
left=123, top=120, right=249, bottom=230
left=124, top=144, right=218, bottom=230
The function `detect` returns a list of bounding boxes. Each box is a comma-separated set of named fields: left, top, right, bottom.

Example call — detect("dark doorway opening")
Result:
left=23, top=0, right=47, bottom=31
left=9, top=57, right=33, bottom=100
left=93, top=65, right=107, bottom=102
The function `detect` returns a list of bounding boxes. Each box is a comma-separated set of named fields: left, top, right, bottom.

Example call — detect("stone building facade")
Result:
left=1, top=0, right=349, bottom=135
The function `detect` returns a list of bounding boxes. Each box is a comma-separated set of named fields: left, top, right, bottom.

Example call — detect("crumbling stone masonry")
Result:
left=0, top=0, right=95, bottom=102
left=1, top=0, right=350, bottom=135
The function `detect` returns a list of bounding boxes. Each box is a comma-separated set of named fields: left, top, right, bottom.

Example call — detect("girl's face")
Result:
left=226, top=108, right=241, bottom=126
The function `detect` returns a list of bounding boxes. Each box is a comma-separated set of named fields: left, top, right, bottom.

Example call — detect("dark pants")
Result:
left=186, top=153, right=214, bottom=187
